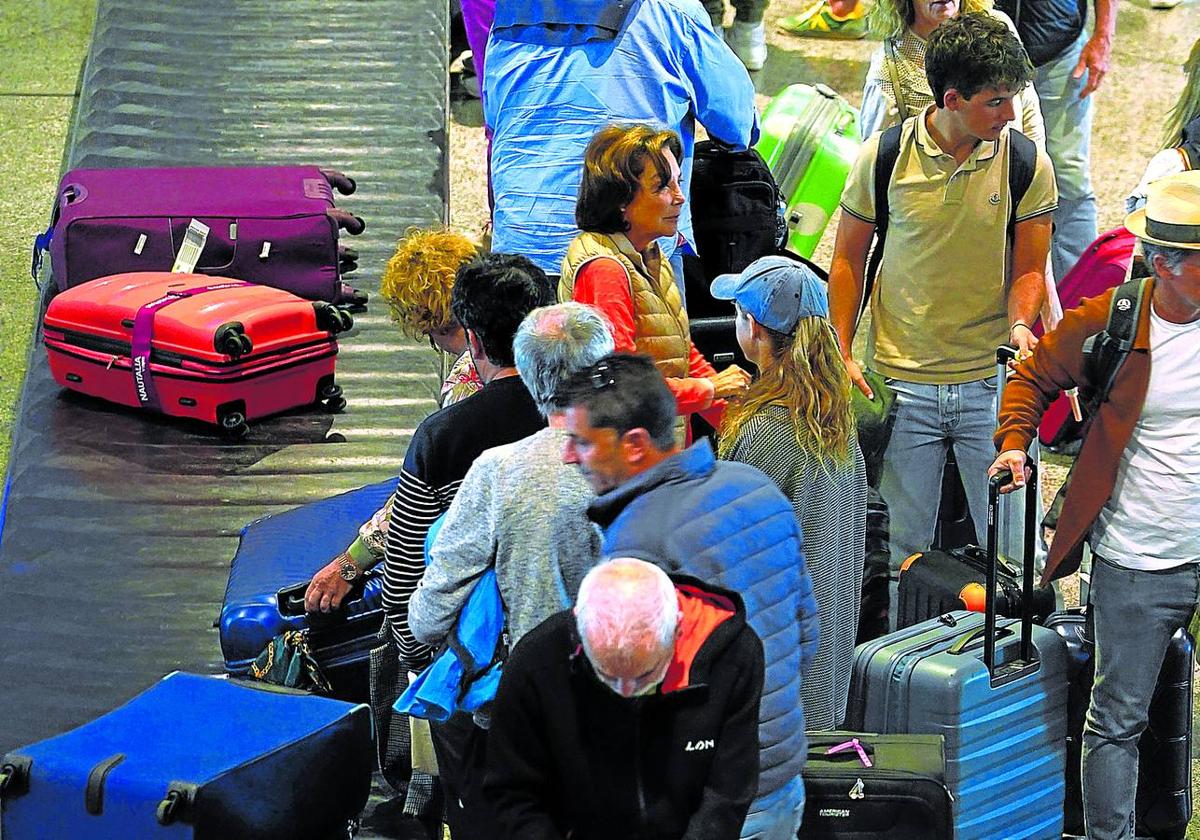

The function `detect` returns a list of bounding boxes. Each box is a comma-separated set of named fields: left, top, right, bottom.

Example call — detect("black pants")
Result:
left=430, top=712, right=495, bottom=839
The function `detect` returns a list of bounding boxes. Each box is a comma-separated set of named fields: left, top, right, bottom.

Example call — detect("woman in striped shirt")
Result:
left=711, top=255, right=867, bottom=730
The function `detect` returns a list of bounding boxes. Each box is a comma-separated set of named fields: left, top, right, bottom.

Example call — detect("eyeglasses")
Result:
left=589, top=361, right=615, bottom=391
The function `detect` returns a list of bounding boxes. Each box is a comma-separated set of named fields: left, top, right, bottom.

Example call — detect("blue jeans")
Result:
left=879, top=377, right=1000, bottom=574
left=740, top=781, right=805, bottom=840
left=1082, top=556, right=1200, bottom=839
left=1034, top=31, right=1098, bottom=280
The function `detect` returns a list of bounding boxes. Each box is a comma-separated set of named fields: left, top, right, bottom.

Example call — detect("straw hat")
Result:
left=1125, top=170, right=1200, bottom=250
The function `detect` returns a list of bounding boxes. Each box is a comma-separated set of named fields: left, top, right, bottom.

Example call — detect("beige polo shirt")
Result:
left=841, top=108, right=1057, bottom=384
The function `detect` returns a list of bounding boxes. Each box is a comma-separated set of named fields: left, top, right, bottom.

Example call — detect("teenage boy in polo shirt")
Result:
left=828, top=12, right=1057, bottom=601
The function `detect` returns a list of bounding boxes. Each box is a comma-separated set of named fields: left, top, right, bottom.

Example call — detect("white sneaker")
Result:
left=726, top=20, right=767, bottom=71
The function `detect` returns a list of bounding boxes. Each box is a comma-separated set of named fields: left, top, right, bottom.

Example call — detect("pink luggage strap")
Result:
left=131, top=281, right=253, bottom=411
left=825, top=738, right=873, bottom=768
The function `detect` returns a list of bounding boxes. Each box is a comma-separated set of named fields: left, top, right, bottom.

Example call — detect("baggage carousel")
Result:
left=0, top=6, right=448, bottom=825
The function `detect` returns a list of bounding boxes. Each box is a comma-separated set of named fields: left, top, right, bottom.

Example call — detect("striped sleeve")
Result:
left=381, top=466, right=461, bottom=667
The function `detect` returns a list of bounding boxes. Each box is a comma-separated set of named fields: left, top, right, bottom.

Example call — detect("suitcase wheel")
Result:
left=327, top=207, right=366, bottom=235
left=155, top=783, right=196, bottom=826
left=319, top=167, right=357, bottom=196
left=313, top=302, right=354, bottom=334
left=340, top=285, right=369, bottom=310
left=214, top=322, right=253, bottom=359
left=0, top=755, right=32, bottom=798
left=219, top=410, right=249, bottom=440
left=338, top=244, right=360, bottom=275
left=319, top=382, right=347, bottom=413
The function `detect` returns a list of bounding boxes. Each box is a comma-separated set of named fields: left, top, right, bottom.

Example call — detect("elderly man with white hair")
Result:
left=484, top=557, right=765, bottom=840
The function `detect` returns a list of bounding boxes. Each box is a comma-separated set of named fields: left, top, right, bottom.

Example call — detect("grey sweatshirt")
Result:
left=409, top=427, right=602, bottom=648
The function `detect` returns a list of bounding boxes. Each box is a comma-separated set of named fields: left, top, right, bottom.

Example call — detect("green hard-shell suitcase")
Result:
left=754, top=84, right=861, bottom=259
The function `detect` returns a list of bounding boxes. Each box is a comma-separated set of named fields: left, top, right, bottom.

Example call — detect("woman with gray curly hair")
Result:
left=858, top=0, right=1045, bottom=146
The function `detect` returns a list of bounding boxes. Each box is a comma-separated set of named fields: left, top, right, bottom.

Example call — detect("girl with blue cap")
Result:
left=711, top=255, right=867, bottom=730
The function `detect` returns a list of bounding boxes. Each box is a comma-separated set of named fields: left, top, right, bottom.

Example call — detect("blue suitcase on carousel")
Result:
left=0, top=672, right=373, bottom=839
left=219, top=480, right=395, bottom=696
left=843, top=465, right=1069, bottom=840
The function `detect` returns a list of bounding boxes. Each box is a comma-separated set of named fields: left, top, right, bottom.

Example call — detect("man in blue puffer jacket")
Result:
left=558, top=352, right=820, bottom=840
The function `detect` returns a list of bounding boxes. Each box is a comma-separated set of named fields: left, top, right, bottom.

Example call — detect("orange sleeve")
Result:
left=573, top=259, right=638, bottom=352
left=573, top=259, right=717, bottom=417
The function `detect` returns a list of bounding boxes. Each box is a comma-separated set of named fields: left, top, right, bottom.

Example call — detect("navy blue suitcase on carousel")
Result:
left=219, top=480, right=395, bottom=697
left=0, top=672, right=373, bottom=839
left=844, top=465, right=1070, bottom=840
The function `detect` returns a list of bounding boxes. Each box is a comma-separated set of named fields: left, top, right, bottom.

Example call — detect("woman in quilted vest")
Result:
left=560, top=124, right=752, bottom=432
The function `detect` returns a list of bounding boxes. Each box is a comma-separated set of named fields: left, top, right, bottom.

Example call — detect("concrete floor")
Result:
left=0, top=2, right=95, bottom=475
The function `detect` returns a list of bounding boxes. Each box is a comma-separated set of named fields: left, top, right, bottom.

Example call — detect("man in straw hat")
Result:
left=989, top=170, right=1200, bottom=839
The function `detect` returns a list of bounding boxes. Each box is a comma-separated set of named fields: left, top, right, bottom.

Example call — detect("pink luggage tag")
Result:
left=825, top=738, right=873, bottom=768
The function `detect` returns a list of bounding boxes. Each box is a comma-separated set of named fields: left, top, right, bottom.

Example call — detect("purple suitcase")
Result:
left=34, top=165, right=365, bottom=304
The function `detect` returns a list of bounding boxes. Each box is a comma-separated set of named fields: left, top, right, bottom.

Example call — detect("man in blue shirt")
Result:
left=484, top=0, right=759, bottom=280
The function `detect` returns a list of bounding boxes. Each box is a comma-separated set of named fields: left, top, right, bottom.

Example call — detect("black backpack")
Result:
left=684, top=141, right=786, bottom=319
left=1043, top=276, right=1149, bottom=529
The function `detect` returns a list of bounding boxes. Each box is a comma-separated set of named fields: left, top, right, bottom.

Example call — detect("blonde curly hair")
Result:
left=379, top=228, right=480, bottom=340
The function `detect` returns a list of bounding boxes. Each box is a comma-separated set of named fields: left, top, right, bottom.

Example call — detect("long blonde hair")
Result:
left=1161, top=38, right=1200, bottom=152
left=718, top=316, right=855, bottom=467
left=869, top=0, right=991, bottom=42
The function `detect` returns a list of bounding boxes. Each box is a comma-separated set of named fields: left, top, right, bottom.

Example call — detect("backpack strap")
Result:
left=864, top=125, right=1034, bottom=319
left=863, top=124, right=903, bottom=317
left=1006, top=129, right=1036, bottom=234
left=1080, top=276, right=1149, bottom=407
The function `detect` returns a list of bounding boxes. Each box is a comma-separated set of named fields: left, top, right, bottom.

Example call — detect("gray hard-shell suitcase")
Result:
left=844, top=442, right=1070, bottom=839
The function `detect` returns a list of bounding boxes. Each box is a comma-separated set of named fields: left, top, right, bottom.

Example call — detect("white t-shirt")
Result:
left=1091, top=305, right=1200, bottom=569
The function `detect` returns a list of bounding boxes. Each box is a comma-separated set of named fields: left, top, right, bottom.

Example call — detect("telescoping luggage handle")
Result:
left=946, top=345, right=1040, bottom=687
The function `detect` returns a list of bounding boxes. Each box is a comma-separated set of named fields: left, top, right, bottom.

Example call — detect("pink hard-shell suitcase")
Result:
left=43, top=272, right=353, bottom=438
left=33, top=166, right=366, bottom=304
left=1036, top=227, right=1136, bottom=447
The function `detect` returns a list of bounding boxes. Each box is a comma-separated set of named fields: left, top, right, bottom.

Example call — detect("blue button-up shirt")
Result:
left=484, top=0, right=759, bottom=274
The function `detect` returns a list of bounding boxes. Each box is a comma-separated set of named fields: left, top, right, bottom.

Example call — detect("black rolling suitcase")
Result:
left=897, top=544, right=1057, bottom=629
left=799, top=733, right=952, bottom=838
left=1046, top=607, right=1194, bottom=839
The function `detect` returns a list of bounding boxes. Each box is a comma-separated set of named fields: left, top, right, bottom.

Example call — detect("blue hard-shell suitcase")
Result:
left=0, top=672, right=373, bottom=839
left=219, top=480, right=395, bottom=693
left=844, top=460, right=1069, bottom=840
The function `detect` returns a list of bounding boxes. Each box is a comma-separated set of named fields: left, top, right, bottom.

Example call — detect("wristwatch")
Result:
left=337, top=555, right=361, bottom=583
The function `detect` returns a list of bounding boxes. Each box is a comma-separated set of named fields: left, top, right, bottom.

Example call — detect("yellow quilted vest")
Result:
left=559, top=232, right=690, bottom=379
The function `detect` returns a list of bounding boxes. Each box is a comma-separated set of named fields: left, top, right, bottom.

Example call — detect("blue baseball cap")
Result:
left=709, top=255, right=828, bottom=334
